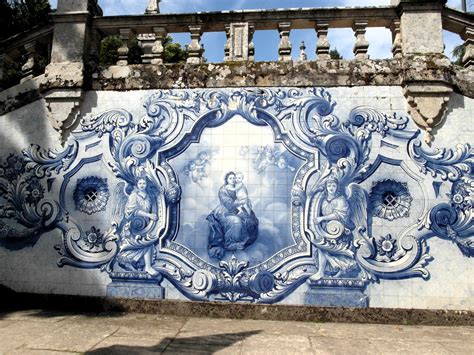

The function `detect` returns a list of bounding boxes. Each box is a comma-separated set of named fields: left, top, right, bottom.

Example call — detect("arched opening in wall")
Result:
left=366, top=27, right=392, bottom=59
left=201, top=32, right=227, bottom=63
left=327, top=28, right=354, bottom=60
left=167, top=32, right=191, bottom=64
left=289, top=29, right=316, bottom=61
left=253, top=30, right=279, bottom=62
left=443, top=30, right=464, bottom=65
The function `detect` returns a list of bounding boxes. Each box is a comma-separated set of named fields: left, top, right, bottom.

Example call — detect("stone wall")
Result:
left=0, top=83, right=472, bottom=310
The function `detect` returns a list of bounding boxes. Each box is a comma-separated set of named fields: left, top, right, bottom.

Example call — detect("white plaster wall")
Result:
left=0, top=87, right=472, bottom=310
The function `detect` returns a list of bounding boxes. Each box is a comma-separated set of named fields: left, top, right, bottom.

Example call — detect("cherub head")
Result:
left=188, top=160, right=197, bottom=171
left=197, top=152, right=209, bottom=161
left=235, top=172, right=244, bottom=184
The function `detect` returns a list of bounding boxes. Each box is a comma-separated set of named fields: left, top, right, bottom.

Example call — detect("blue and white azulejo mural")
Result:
left=0, top=87, right=472, bottom=307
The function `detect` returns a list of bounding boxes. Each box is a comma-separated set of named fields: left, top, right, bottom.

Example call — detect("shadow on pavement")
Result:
left=0, top=285, right=127, bottom=320
left=86, top=330, right=262, bottom=354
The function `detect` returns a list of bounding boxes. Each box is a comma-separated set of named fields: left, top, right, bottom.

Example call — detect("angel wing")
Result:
left=111, top=181, right=128, bottom=224
left=346, top=183, right=368, bottom=241
left=307, top=162, right=331, bottom=196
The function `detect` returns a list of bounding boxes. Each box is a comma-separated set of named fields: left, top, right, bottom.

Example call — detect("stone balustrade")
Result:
left=0, top=0, right=473, bottom=88
left=0, top=0, right=472, bottom=143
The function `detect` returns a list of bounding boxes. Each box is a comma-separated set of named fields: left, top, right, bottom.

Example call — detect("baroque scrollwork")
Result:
left=0, top=87, right=472, bottom=306
left=410, top=141, right=473, bottom=257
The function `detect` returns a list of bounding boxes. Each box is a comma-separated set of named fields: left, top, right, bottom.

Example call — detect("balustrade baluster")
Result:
left=187, top=26, right=203, bottom=64
left=139, top=34, right=155, bottom=64
left=117, top=28, right=134, bottom=65
left=224, top=25, right=231, bottom=61
left=248, top=24, right=255, bottom=62
left=278, top=22, right=292, bottom=62
left=151, top=27, right=168, bottom=65
left=390, top=20, right=402, bottom=59
left=461, top=26, right=474, bottom=68
left=21, top=41, right=36, bottom=82
left=299, top=41, right=307, bottom=61
left=352, top=20, right=369, bottom=59
left=315, top=22, right=330, bottom=60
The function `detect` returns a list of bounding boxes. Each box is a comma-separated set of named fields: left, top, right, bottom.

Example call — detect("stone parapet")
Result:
left=0, top=56, right=472, bottom=116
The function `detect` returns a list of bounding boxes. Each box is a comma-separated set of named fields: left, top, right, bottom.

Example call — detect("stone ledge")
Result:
left=1, top=287, right=472, bottom=326
left=1, top=56, right=472, bottom=117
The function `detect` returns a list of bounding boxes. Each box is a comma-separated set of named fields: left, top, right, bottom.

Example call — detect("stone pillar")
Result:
left=461, top=26, right=474, bottom=68
left=395, top=1, right=452, bottom=144
left=145, top=0, right=160, bottom=14
left=396, top=0, right=446, bottom=55
left=390, top=20, right=402, bottom=59
left=117, top=28, right=134, bottom=66
left=45, top=0, right=102, bottom=141
left=151, top=27, right=168, bottom=65
left=224, top=23, right=255, bottom=62
left=315, top=22, right=330, bottom=60
left=187, top=26, right=203, bottom=64
left=138, top=34, right=154, bottom=64
left=50, top=0, right=102, bottom=65
left=278, top=22, right=292, bottom=62
left=21, top=41, right=36, bottom=82
left=352, top=20, right=369, bottom=59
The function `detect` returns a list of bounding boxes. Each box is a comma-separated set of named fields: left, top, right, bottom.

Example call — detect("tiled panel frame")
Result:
left=0, top=87, right=472, bottom=309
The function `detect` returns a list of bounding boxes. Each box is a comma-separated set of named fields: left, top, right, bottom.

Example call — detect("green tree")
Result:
left=0, top=0, right=51, bottom=40
left=452, top=44, right=465, bottom=66
left=99, top=35, right=188, bottom=66
left=0, top=0, right=15, bottom=40
left=330, top=48, right=343, bottom=60
left=98, top=36, right=143, bottom=66
left=163, top=36, right=188, bottom=63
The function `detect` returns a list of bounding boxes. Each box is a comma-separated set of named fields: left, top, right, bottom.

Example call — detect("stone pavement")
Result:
left=0, top=309, right=472, bottom=354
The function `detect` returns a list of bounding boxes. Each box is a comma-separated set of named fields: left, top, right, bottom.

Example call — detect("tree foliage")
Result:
left=99, top=35, right=188, bottom=66
left=0, top=0, right=51, bottom=41
left=452, top=44, right=465, bottom=66
left=330, top=48, right=343, bottom=60
left=0, top=0, right=51, bottom=88
left=163, top=36, right=188, bottom=63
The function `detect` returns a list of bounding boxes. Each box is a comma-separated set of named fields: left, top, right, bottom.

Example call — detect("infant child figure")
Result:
left=232, top=172, right=252, bottom=215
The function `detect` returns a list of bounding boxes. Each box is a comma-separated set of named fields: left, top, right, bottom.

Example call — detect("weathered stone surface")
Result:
left=0, top=55, right=472, bottom=118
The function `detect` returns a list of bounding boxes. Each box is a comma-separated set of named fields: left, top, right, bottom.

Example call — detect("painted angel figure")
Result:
left=309, top=175, right=367, bottom=281
left=113, top=176, right=161, bottom=277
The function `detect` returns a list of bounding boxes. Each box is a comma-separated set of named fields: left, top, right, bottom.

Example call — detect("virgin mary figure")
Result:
left=207, top=171, right=258, bottom=259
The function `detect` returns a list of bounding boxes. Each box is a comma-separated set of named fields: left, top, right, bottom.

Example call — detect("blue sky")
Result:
left=49, top=0, right=467, bottom=62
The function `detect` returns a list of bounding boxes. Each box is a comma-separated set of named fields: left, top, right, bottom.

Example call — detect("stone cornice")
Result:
left=92, top=7, right=398, bottom=34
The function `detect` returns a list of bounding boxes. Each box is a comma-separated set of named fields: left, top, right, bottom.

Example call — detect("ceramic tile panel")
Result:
left=0, top=87, right=472, bottom=309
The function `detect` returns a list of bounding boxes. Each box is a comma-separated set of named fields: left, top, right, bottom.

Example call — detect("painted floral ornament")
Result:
left=370, top=180, right=412, bottom=221
left=73, top=176, right=110, bottom=215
